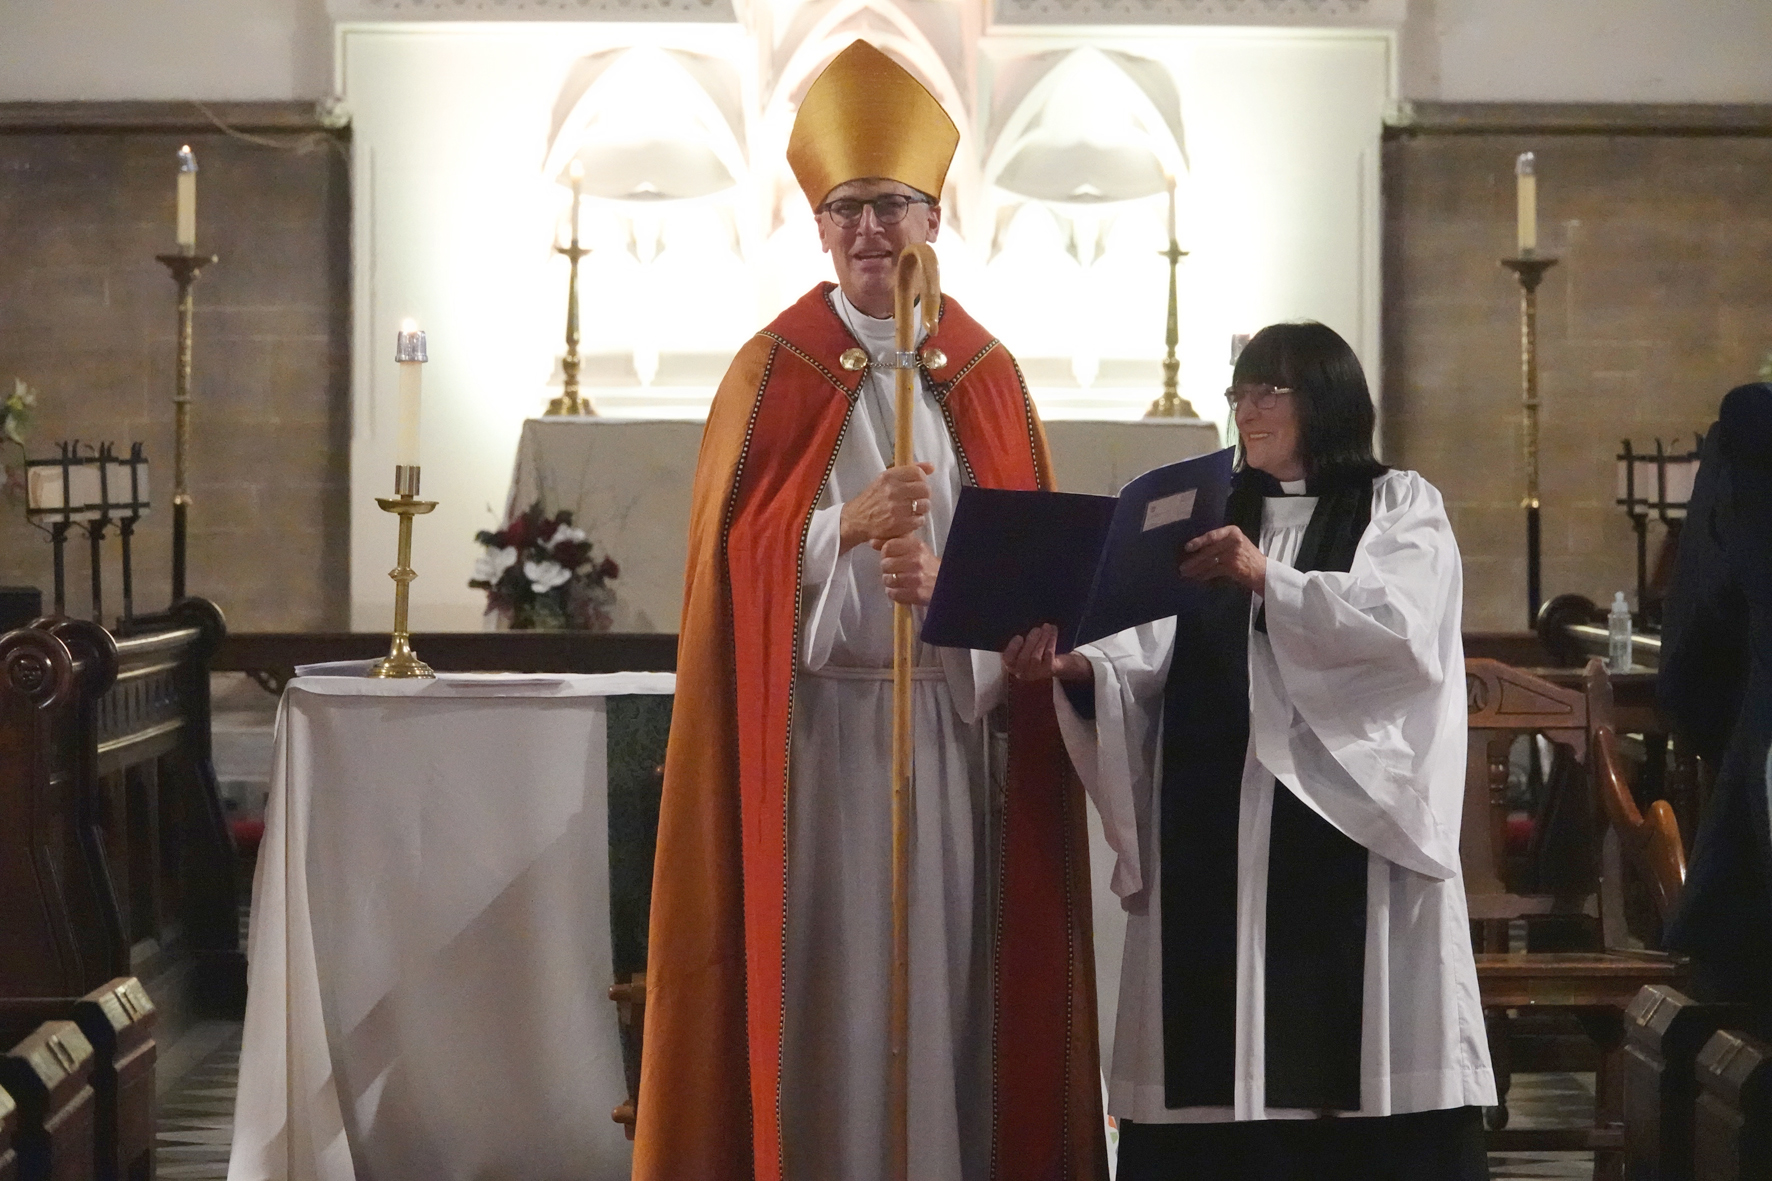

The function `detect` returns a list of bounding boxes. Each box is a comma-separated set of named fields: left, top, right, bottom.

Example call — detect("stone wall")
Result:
left=0, top=103, right=350, bottom=631
left=1382, top=104, right=1772, bottom=630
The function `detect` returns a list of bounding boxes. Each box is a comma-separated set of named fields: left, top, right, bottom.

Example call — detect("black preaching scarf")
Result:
left=1159, top=464, right=1378, bottom=1112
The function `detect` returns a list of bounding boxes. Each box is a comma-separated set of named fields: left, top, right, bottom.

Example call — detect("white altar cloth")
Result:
left=228, top=672, right=673, bottom=1181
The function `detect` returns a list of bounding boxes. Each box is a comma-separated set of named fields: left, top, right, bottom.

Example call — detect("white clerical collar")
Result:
left=833, top=286, right=922, bottom=362
left=1279, top=478, right=1307, bottom=495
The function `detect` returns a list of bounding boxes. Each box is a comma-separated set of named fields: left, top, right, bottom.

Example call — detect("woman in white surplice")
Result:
left=1006, top=322, right=1495, bottom=1180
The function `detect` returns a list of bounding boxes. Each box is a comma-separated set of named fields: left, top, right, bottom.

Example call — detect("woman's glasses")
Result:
left=817, top=194, right=935, bottom=229
left=1224, top=384, right=1293, bottom=412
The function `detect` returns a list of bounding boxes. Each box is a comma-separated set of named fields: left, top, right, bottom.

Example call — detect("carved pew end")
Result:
left=1695, top=1029, right=1772, bottom=1181
left=1625, top=986, right=1753, bottom=1181
left=71, top=978, right=156, bottom=1181
left=0, top=1021, right=96, bottom=1181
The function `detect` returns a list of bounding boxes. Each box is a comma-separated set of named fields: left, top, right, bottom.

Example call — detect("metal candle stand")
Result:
left=1146, top=234, right=1199, bottom=419
left=155, top=250, right=217, bottom=601
left=547, top=166, right=595, bottom=417
left=371, top=464, right=438, bottom=678
left=1616, top=436, right=1702, bottom=629
left=1500, top=253, right=1558, bottom=628
left=24, top=441, right=151, bottom=626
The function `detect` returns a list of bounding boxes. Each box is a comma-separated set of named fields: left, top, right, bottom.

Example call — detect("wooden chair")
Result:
left=1586, top=658, right=1687, bottom=947
left=609, top=972, right=645, bottom=1138
left=1462, top=658, right=1596, bottom=948
left=0, top=1021, right=95, bottom=1181
left=1464, top=659, right=1688, bottom=1180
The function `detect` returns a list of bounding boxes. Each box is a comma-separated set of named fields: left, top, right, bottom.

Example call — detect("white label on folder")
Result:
left=1143, top=488, right=1197, bottom=531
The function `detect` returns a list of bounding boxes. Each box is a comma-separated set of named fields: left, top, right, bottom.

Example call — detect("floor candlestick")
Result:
left=156, top=251, right=217, bottom=602
left=1501, top=253, right=1557, bottom=628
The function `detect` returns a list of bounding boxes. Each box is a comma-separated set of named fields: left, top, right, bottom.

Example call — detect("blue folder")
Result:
left=920, top=447, right=1235, bottom=653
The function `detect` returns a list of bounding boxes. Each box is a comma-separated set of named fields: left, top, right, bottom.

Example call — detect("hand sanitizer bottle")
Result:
left=1608, top=591, right=1633, bottom=673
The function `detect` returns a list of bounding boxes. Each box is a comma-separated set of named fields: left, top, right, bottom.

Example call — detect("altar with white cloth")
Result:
left=500, top=416, right=1222, bottom=633
left=228, top=672, right=673, bottom=1181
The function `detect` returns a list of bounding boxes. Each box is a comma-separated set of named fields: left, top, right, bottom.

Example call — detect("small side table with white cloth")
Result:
left=228, top=672, right=673, bottom=1181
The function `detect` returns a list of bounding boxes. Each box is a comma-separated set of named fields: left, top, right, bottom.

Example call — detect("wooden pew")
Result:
left=1624, top=987, right=1755, bottom=1181
left=0, top=626, right=94, bottom=997
left=75, top=979, right=155, bottom=1181
left=1, top=600, right=242, bottom=1034
left=1464, top=659, right=1688, bottom=1180
left=0, top=1021, right=95, bottom=1181
left=0, top=978, right=158, bottom=1181
left=1694, top=1029, right=1772, bottom=1181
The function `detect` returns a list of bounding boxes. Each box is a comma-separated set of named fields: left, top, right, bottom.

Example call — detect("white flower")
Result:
left=524, top=559, right=573, bottom=594
left=474, top=545, right=518, bottom=583
left=548, top=524, right=588, bottom=549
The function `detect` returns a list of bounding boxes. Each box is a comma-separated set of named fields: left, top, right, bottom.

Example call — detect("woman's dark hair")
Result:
left=1231, top=321, right=1386, bottom=485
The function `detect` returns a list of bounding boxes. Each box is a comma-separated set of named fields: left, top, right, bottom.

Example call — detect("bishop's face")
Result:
left=816, top=177, right=942, bottom=319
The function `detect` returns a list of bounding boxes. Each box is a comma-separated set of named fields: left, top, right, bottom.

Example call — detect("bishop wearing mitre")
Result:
left=633, top=39, right=1107, bottom=1181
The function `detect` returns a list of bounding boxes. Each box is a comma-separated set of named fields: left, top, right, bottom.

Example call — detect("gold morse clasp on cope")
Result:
left=838, top=346, right=946, bottom=372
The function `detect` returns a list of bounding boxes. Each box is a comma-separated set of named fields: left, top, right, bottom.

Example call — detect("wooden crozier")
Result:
left=889, top=243, right=939, bottom=1181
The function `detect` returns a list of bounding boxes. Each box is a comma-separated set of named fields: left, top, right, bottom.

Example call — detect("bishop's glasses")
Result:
left=817, top=194, right=936, bottom=229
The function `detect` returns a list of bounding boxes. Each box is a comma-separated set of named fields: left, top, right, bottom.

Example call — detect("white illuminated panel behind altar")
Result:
left=336, top=5, right=1394, bottom=629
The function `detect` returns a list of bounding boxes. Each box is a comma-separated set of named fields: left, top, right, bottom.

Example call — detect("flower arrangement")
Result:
left=1, top=379, right=35, bottom=502
left=470, top=502, right=620, bottom=631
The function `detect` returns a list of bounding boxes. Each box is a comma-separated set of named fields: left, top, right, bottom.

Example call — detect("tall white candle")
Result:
left=1165, top=173, right=1177, bottom=243
left=1515, top=151, right=1537, bottom=255
left=394, top=319, right=427, bottom=468
left=568, top=159, right=584, bottom=249
left=176, top=145, right=197, bottom=253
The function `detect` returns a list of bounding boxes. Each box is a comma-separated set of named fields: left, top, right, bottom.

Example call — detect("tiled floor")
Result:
left=156, top=1023, right=241, bottom=1180
left=1489, top=1071, right=1597, bottom=1179
left=151, top=1021, right=1596, bottom=1180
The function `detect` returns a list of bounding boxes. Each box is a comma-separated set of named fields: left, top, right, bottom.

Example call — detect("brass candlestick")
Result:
left=1501, top=253, right=1558, bottom=628
left=155, top=251, right=217, bottom=601
left=1146, top=237, right=1198, bottom=419
left=371, top=464, right=437, bottom=678
left=547, top=165, right=595, bottom=417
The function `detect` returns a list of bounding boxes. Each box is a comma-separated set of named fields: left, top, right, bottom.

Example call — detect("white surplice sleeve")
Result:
left=800, top=502, right=854, bottom=669
left=1052, top=619, right=1175, bottom=905
left=1254, top=470, right=1465, bottom=880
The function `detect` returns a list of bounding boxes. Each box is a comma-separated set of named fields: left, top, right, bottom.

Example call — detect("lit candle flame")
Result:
left=401, top=318, right=418, bottom=334
left=568, top=159, right=584, bottom=183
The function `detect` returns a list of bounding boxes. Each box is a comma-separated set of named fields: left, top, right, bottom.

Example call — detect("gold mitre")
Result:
left=787, top=40, right=959, bottom=208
